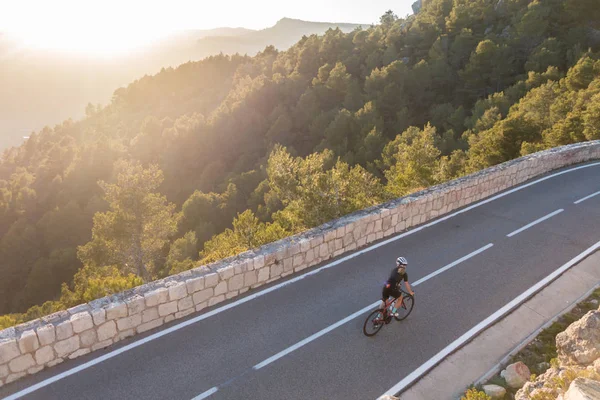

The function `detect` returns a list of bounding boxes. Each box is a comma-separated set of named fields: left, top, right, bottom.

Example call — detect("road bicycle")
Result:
left=362, top=289, right=414, bottom=337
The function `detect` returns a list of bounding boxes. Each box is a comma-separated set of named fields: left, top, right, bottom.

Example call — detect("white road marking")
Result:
left=3, top=162, right=599, bottom=400
left=192, top=387, right=218, bottom=400
left=574, top=190, right=600, bottom=204
left=377, top=239, right=600, bottom=399
left=506, top=209, right=564, bottom=237
left=252, top=243, right=493, bottom=371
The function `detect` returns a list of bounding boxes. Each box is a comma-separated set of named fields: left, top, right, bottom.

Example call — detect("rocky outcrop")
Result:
left=501, top=361, right=531, bottom=389
left=516, top=307, right=600, bottom=400
left=556, top=309, right=600, bottom=366
left=482, top=384, right=506, bottom=399
left=1, top=141, right=600, bottom=388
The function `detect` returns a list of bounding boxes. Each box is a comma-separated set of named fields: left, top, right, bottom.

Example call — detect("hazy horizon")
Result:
left=2, top=0, right=414, bottom=56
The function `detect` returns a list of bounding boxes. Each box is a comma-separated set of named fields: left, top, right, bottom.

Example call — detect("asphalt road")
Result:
left=2, top=161, right=600, bottom=400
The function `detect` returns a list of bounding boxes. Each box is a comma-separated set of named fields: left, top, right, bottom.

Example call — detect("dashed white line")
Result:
left=574, top=190, right=600, bottom=204
left=377, top=239, right=600, bottom=399
left=253, top=243, right=493, bottom=371
left=506, top=209, right=564, bottom=237
left=192, top=387, right=218, bottom=400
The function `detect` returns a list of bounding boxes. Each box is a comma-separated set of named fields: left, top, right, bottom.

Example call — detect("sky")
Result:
left=0, top=0, right=415, bottom=55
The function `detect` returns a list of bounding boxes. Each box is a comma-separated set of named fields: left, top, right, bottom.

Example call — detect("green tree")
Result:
left=384, top=124, right=442, bottom=196
left=78, top=160, right=178, bottom=282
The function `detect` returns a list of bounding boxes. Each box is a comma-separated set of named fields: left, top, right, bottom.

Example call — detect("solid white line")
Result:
left=253, top=243, right=493, bottom=371
left=412, top=244, right=493, bottom=286
left=191, top=387, right=218, bottom=400
left=378, top=239, right=600, bottom=399
left=574, top=190, right=600, bottom=204
left=253, top=302, right=379, bottom=370
left=506, top=209, right=564, bottom=237
left=4, top=162, right=599, bottom=400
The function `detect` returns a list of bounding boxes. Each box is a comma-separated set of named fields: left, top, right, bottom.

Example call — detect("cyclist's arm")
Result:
left=405, top=281, right=414, bottom=296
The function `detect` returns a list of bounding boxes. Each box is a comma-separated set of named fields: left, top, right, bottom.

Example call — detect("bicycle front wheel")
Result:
left=394, top=294, right=414, bottom=321
left=363, top=309, right=385, bottom=337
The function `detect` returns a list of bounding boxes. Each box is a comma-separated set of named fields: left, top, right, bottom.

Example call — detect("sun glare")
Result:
left=9, top=27, right=171, bottom=57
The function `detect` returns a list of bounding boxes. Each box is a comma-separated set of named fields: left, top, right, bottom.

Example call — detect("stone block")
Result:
left=214, top=281, right=227, bottom=296
left=178, top=296, right=194, bottom=311
left=142, top=307, right=159, bottom=323
left=35, top=346, right=55, bottom=365
left=71, top=312, right=94, bottom=334
left=228, top=274, right=244, bottom=291
left=68, top=348, right=90, bottom=360
left=126, top=296, right=145, bottom=316
left=55, top=320, right=73, bottom=341
left=106, top=302, right=128, bottom=320
left=18, top=330, right=40, bottom=354
left=144, top=288, right=168, bottom=307
left=175, top=309, right=194, bottom=319
left=204, top=273, right=219, bottom=288
left=257, top=267, right=270, bottom=283
left=91, top=309, right=106, bottom=326
left=92, top=340, right=113, bottom=352
left=97, top=321, right=117, bottom=342
left=217, top=266, right=234, bottom=281
left=244, top=271, right=257, bottom=287
left=8, top=354, right=35, bottom=373
left=80, top=329, right=98, bottom=348
left=186, top=277, right=205, bottom=294
left=54, top=336, right=80, bottom=358
left=137, top=319, right=164, bottom=334
left=208, top=295, right=225, bottom=307
left=193, top=288, right=213, bottom=305
left=168, top=282, right=188, bottom=301
left=116, top=315, right=142, bottom=332
left=158, top=301, right=178, bottom=317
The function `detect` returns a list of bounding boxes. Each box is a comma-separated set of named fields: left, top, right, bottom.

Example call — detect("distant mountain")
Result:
left=0, top=18, right=363, bottom=153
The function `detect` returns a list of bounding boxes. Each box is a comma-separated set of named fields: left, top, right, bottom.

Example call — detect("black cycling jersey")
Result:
left=386, top=267, right=408, bottom=289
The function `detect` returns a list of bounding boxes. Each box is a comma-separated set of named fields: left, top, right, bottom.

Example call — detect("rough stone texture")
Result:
left=144, top=288, right=168, bottom=307
left=193, top=288, right=213, bottom=305
left=68, top=348, right=90, bottom=360
left=557, top=310, right=600, bottom=366
left=5, top=372, right=26, bottom=384
left=91, top=309, right=106, bottom=326
left=0, top=364, right=9, bottom=379
left=54, top=336, right=80, bottom=358
left=142, top=308, right=159, bottom=323
left=36, top=324, right=56, bottom=347
left=34, top=346, right=55, bottom=365
left=97, top=321, right=117, bottom=342
left=137, top=319, right=164, bottom=334
left=0, top=340, right=20, bottom=364
left=27, top=366, right=43, bottom=374
left=501, top=361, right=531, bottom=389
left=92, top=340, right=113, bottom=352
left=178, top=296, right=194, bottom=311
left=117, top=315, right=142, bottom=331
left=0, top=142, right=599, bottom=386
left=55, top=320, right=73, bottom=341
left=186, top=277, right=205, bottom=294
left=214, top=281, right=227, bottom=296
left=168, top=282, right=188, bottom=301
left=18, top=330, right=40, bottom=354
left=70, top=312, right=94, bottom=334
left=127, top=296, right=146, bottom=316
left=483, top=384, right=507, bottom=399
left=8, top=354, right=35, bottom=373
left=106, top=303, right=128, bottom=320
left=564, top=378, right=600, bottom=400
left=158, top=301, right=178, bottom=317
left=80, top=329, right=98, bottom=348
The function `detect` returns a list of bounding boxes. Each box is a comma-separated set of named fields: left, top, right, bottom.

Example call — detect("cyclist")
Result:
left=381, top=256, right=414, bottom=317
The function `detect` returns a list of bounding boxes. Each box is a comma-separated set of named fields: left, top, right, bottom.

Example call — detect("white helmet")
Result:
left=396, top=256, right=407, bottom=266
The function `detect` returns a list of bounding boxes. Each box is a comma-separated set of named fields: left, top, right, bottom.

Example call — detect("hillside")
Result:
left=1, top=0, right=600, bottom=325
left=0, top=18, right=362, bottom=152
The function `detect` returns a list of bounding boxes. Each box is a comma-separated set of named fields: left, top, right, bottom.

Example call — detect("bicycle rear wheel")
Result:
left=363, top=309, right=385, bottom=337
left=394, top=294, right=414, bottom=321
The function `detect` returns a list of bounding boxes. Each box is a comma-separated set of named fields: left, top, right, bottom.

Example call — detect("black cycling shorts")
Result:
left=382, top=285, right=401, bottom=301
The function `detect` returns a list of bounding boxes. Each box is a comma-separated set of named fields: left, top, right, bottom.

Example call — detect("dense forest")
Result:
left=1, top=0, right=600, bottom=328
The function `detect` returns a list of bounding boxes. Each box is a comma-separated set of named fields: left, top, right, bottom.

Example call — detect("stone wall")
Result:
left=1, top=141, right=600, bottom=387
